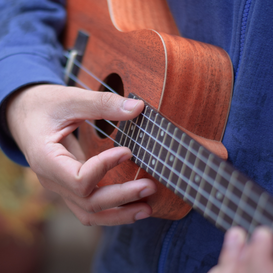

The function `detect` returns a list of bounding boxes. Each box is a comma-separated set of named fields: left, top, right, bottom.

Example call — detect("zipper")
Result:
left=157, top=221, right=179, bottom=273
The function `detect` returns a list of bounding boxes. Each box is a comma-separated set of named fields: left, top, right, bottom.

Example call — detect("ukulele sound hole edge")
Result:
left=95, top=73, right=124, bottom=139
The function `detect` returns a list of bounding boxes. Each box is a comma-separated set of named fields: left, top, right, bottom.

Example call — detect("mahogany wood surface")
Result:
left=64, top=0, right=233, bottom=219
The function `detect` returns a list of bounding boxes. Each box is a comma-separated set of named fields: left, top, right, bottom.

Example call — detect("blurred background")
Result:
left=0, top=151, right=101, bottom=273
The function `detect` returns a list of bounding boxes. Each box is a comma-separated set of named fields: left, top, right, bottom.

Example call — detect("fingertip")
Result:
left=139, top=186, right=157, bottom=198
left=122, top=98, right=144, bottom=114
left=116, top=147, right=132, bottom=164
left=122, top=99, right=140, bottom=111
left=224, top=227, right=246, bottom=250
left=251, top=226, right=273, bottom=243
left=134, top=211, right=151, bottom=221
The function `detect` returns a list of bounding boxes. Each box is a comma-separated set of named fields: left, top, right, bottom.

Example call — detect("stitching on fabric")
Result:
left=235, top=0, right=252, bottom=80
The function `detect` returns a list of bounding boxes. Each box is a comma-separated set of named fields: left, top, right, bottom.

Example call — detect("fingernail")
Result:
left=224, top=227, right=246, bottom=251
left=140, top=187, right=156, bottom=198
left=118, top=153, right=132, bottom=164
left=122, top=99, right=139, bottom=112
left=251, top=227, right=271, bottom=242
left=135, top=211, right=150, bottom=221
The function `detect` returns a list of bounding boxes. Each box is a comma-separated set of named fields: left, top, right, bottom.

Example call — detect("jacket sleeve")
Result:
left=0, top=0, right=66, bottom=166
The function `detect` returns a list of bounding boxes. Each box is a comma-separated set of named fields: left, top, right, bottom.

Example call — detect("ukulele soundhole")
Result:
left=96, top=73, right=124, bottom=138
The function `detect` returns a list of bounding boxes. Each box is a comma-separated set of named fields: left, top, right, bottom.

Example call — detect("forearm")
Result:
left=0, top=0, right=66, bottom=165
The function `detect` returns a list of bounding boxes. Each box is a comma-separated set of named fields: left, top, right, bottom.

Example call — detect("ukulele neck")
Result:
left=115, top=93, right=273, bottom=234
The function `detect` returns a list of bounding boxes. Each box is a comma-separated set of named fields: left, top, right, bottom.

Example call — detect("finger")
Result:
left=40, top=144, right=137, bottom=197
left=60, top=133, right=86, bottom=162
left=250, top=227, right=273, bottom=258
left=39, top=175, right=156, bottom=214
left=219, top=227, right=247, bottom=265
left=63, top=87, right=144, bottom=121
left=241, top=227, right=273, bottom=271
left=71, top=179, right=156, bottom=213
left=64, top=198, right=152, bottom=226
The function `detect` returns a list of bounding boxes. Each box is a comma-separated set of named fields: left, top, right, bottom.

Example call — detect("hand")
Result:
left=208, top=226, right=273, bottom=273
left=6, top=84, right=156, bottom=226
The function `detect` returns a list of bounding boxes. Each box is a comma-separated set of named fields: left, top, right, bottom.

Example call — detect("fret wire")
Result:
left=129, top=115, right=272, bottom=223
left=141, top=111, right=273, bottom=214
left=132, top=150, right=232, bottom=231
left=65, top=70, right=273, bottom=224
left=118, top=120, right=266, bottom=228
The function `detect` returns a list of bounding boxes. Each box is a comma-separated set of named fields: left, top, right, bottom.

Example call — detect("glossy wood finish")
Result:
left=64, top=0, right=233, bottom=219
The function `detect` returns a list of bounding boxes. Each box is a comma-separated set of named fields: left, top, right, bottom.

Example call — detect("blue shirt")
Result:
left=1, top=0, right=273, bottom=272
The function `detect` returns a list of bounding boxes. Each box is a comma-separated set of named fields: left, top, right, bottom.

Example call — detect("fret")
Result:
left=197, top=154, right=215, bottom=212
left=254, top=192, right=273, bottom=229
left=137, top=107, right=154, bottom=169
left=131, top=106, right=148, bottom=165
left=157, top=122, right=172, bottom=187
left=152, top=116, right=166, bottom=181
left=232, top=181, right=254, bottom=230
left=120, top=119, right=133, bottom=147
left=251, top=193, right=268, bottom=231
left=173, top=133, right=188, bottom=197
left=115, top=119, right=128, bottom=146
left=183, top=140, right=198, bottom=203
left=127, top=117, right=140, bottom=152
left=165, top=126, right=177, bottom=189
left=215, top=169, right=239, bottom=229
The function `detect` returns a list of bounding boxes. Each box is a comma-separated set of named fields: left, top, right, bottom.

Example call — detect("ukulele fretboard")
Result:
left=115, top=93, right=273, bottom=234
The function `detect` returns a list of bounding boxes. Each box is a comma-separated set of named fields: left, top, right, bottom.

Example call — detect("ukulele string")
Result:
left=63, top=54, right=273, bottom=224
left=63, top=53, right=273, bottom=226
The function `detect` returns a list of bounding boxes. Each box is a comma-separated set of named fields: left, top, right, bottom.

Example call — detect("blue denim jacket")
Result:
left=1, top=0, right=273, bottom=272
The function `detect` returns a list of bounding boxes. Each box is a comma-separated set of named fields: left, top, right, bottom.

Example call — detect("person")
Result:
left=0, top=0, right=273, bottom=272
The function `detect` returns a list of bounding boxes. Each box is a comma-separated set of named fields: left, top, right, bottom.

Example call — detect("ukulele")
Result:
left=64, top=0, right=273, bottom=234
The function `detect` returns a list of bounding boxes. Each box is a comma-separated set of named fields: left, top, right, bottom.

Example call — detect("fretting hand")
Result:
left=6, top=84, right=156, bottom=226
left=208, top=226, right=273, bottom=273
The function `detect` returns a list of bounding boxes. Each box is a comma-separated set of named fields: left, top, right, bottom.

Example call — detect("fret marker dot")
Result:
left=194, top=175, right=200, bottom=183
left=169, top=155, right=174, bottom=162
left=140, top=132, right=143, bottom=138
left=160, top=130, right=164, bottom=137
left=216, top=192, right=223, bottom=200
left=131, top=125, right=134, bottom=130
left=152, top=159, right=155, bottom=165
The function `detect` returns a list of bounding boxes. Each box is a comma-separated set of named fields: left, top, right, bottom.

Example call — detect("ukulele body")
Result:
left=64, top=0, right=233, bottom=219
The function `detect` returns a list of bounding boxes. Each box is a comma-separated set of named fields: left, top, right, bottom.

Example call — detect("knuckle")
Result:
left=100, top=92, right=114, bottom=107
left=94, top=153, right=109, bottom=175
left=90, top=202, right=103, bottom=214
left=73, top=182, right=90, bottom=198
left=70, top=174, right=90, bottom=198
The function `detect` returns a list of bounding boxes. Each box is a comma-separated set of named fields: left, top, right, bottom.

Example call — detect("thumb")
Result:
left=64, top=87, right=144, bottom=121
